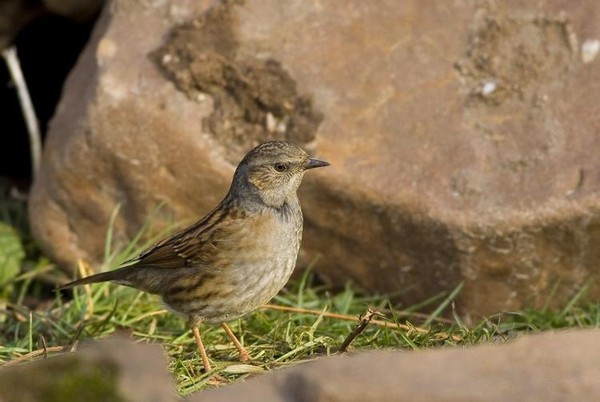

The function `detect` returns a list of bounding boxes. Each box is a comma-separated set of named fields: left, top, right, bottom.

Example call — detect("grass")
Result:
left=3, top=268, right=600, bottom=395
left=1, top=184, right=600, bottom=394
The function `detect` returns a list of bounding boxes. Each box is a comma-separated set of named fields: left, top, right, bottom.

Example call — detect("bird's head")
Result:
left=231, top=141, right=329, bottom=208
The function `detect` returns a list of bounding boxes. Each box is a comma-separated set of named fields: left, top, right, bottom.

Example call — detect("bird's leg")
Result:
left=191, top=324, right=212, bottom=372
left=221, top=322, right=251, bottom=362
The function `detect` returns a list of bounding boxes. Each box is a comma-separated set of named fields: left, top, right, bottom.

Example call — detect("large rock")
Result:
left=0, top=336, right=175, bottom=402
left=4, top=330, right=600, bottom=400
left=189, top=329, right=600, bottom=402
left=30, top=0, right=600, bottom=318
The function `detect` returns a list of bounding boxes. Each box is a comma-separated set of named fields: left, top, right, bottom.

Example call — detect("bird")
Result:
left=59, top=141, right=329, bottom=372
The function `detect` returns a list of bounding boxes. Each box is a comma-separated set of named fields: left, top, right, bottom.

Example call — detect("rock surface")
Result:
left=42, top=0, right=103, bottom=22
left=3, top=330, right=599, bottom=401
left=190, top=330, right=600, bottom=402
left=0, top=0, right=102, bottom=50
left=30, top=0, right=600, bottom=318
left=0, top=0, right=44, bottom=49
left=0, top=336, right=175, bottom=402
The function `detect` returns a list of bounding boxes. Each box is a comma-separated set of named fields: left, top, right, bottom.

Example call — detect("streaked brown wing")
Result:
left=124, top=198, right=232, bottom=269
left=133, top=235, right=191, bottom=268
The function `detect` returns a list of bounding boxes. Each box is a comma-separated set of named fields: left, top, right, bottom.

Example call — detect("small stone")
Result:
left=582, top=39, right=600, bottom=63
left=481, top=80, right=497, bottom=96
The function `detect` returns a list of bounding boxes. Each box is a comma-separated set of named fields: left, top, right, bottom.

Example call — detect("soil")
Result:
left=152, top=2, right=323, bottom=162
left=454, top=9, right=576, bottom=105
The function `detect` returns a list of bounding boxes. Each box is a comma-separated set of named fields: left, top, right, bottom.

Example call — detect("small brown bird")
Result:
left=60, top=141, right=329, bottom=372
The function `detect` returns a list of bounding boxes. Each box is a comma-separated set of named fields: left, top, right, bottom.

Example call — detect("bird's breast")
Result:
left=170, top=206, right=303, bottom=323
left=222, top=207, right=302, bottom=280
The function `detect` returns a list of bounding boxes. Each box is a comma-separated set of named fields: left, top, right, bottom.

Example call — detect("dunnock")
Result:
left=60, top=141, right=329, bottom=372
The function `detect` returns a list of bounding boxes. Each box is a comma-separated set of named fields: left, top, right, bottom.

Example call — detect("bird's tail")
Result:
left=57, top=267, right=134, bottom=290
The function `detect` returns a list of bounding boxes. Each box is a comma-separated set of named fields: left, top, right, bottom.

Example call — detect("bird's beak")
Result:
left=305, top=158, right=330, bottom=170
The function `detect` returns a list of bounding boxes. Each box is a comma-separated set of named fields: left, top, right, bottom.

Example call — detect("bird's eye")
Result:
left=274, top=163, right=288, bottom=172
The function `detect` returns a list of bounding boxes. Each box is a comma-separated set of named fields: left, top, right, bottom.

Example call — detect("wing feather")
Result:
left=122, top=198, right=233, bottom=269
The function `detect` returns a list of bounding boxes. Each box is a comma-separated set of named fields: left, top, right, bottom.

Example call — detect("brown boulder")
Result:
left=0, top=336, right=175, bottom=402
left=3, top=330, right=600, bottom=401
left=30, top=0, right=600, bottom=318
left=189, top=329, right=600, bottom=402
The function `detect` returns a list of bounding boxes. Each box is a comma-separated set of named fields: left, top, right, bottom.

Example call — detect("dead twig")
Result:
left=40, top=335, right=48, bottom=359
left=2, top=46, right=41, bottom=179
left=263, top=304, right=429, bottom=334
left=338, top=308, right=380, bottom=353
left=2, top=346, right=67, bottom=368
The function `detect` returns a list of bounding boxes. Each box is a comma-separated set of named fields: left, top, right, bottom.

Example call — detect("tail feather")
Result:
left=58, top=268, right=133, bottom=290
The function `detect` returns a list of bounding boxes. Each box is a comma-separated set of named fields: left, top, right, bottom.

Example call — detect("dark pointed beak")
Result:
left=305, top=158, right=330, bottom=170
